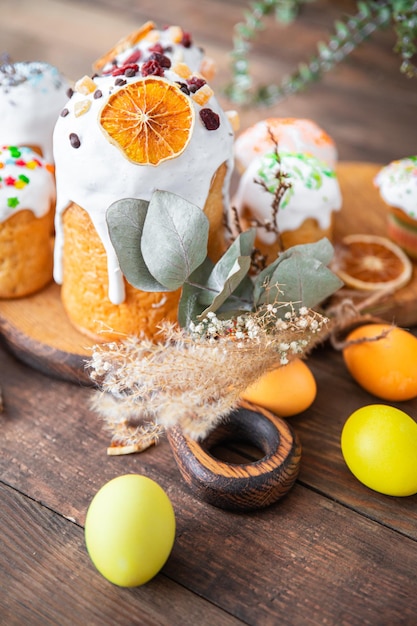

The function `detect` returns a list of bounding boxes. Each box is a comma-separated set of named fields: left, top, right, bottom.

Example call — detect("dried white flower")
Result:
left=88, top=303, right=329, bottom=451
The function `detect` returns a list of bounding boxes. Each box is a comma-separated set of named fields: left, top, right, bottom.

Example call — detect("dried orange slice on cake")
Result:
left=99, top=77, right=195, bottom=166
left=331, top=233, right=413, bottom=291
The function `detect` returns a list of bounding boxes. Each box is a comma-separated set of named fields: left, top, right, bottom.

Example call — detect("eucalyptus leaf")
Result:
left=106, top=198, right=168, bottom=292
left=254, top=238, right=343, bottom=311
left=178, top=257, right=214, bottom=328
left=198, top=255, right=252, bottom=317
left=198, top=229, right=256, bottom=306
left=141, top=190, right=209, bottom=291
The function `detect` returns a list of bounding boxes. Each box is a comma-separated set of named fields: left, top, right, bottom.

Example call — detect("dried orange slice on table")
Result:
left=331, top=234, right=413, bottom=291
left=99, top=77, right=195, bottom=166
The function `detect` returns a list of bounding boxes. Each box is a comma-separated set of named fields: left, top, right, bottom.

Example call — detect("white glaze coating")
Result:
left=53, top=70, right=234, bottom=305
left=232, top=151, right=342, bottom=245
left=0, top=61, right=71, bottom=162
left=234, top=118, right=338, bottom=172
left=0, top=145, right=55, bottom=222
left=98, top=24, right=210, bottom=77
left=374, top=156, right=417, bottom=219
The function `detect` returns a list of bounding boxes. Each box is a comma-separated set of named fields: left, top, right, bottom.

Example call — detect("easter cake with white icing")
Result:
left=0, top=145, right=56, bottom=298
left=53, top=25, right=235, bottom=341
left=232, top=150, right=342, bottom=261
left=374, top=156, right=417, bottom=260
left=0, top=61, right=71, bottom=162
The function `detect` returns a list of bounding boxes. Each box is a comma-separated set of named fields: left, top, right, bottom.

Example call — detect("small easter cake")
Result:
left=234, top=117, right=338, bottom=174
left=0, top=145, right=55, bottom=298
left=232, top=151, right=342, bottom=261
left=53, top=35, right=235, bottom=342
left=93, top=21, right=217, bottom=82
left=374, top=156, right=417, bottom=260
left=0, top=60, right=71, bottom=161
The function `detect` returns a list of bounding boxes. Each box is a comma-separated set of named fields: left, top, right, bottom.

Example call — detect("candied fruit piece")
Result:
left=191, top=83, right=213, bottom=106
left=168, top=25, right=183, bottom=43
left=199, top=57, right=217, bottom=81
left=226, top=110, right=240, bottom=132
left=173, top=62, right=192, bottom=79
left=74, top=99, right=92, bottom=117
left=74, top=75, right=97, bottom=95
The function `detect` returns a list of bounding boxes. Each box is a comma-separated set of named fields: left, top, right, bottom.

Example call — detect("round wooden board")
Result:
left=0, top=162, right=416, bottom=384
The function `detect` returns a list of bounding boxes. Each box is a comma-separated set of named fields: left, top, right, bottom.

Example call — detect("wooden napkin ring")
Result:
left=167, top=400, right=301, bottom=512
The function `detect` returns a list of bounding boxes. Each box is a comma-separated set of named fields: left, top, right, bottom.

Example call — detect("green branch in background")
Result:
left=225, top=0, right=417, bottom=106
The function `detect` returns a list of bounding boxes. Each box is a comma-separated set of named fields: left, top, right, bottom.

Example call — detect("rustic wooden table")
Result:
left=1, top=1, right=417, bottom=625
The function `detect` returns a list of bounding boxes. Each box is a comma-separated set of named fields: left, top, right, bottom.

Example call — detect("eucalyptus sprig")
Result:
left=226, top=0, right=417, bottom=106
left=106, top=190, right=343, bottom=330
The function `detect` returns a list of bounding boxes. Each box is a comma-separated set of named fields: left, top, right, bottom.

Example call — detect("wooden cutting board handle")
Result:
left=167, top=401, right=301, bottom=512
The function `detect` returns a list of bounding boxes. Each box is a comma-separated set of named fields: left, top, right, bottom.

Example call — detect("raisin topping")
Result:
left=60, top=108, right=69, bottom=117
left=181, top=32, right=192, bottom=48
left=93, top=89, right=103, bottom=99
left=115, top=78, right=127, bottom=86
left=176, top=81, right=190, bottom=95
left=199, top=108, right=220, bottom=131
left=149, top=52, right=171, bottom=69
left=69, top=132, right=81, bottom=148
left=141, top=60, right=164, bottom=77
left=187, top=76, right=206, bottom=93
left=66, top=87, right=74, bottom=99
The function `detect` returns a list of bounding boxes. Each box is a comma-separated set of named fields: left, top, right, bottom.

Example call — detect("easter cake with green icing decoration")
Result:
left=374, top=156, right=417, bottom=260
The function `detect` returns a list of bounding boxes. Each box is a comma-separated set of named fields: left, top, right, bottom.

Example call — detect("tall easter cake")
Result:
left=53, top=25, right=234, bottom=341
left=0, top=145, right=56, bottom=298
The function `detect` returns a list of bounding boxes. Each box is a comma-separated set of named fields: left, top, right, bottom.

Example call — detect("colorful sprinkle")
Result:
left=7, top=197, right=19, bottom=208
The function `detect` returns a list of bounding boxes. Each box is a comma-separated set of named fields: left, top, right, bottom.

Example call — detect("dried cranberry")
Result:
left=187, top=76, right=206, bottom=93
left=124, top=49, right=142, bottom=64
left=176, top=81, right=190, bottom=95
left=141, top=60, right=165, bottom=77
left=181, top=32, right=192, bottom=48
left=149, top=52, right=171, bottom=69
left=199, top=108, right=220, bottom=131
left=111, top=63, right=139, bottom=77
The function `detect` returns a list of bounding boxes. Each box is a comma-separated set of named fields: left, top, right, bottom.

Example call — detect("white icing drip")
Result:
left=0, top=146, right=55, bottom=223
left=232, top=152, right=342, bottom=244
left=234, top=118, right=338, bottom=171
left=53, top=72, right=234, bottom=304
left=374, top=157, right=417, bottom=219
left=0, top=62, right=71, bottom=162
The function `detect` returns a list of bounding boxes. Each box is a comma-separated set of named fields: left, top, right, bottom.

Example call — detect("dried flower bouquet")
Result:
left=88, top=158, right=343, bottom=453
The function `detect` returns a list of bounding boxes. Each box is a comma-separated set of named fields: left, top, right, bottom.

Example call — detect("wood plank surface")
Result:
left=1, top=1, right=417, bottom=625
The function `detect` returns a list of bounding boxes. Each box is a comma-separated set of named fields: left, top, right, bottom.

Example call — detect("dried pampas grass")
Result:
left=88, top=304, right=329, bottom=453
